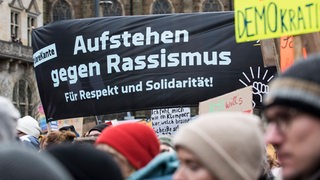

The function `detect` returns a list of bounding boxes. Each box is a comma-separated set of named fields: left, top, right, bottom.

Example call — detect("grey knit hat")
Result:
left=0, top=96, right=20, bottom=142
left=16, top=116, right=41, bottom=138
left=0, top=143, right=73, bottom=180
left=174, top=112, right=264, bottom=180
left=159, top=134, right=174, bottom=148
left=264, top=53, right=320, bottom=117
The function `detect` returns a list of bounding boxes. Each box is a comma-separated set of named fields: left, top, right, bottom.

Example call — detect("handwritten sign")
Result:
left=151, top=108, right=191, bottom=136
left=235, top=0, right=320, bottom=42
left=199, top=86, right=253, bottom=114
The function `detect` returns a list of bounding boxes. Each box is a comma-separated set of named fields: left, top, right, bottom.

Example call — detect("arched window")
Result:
left=202, top=0, right=223, bottom=12
left=52, top=0, right=72, bottom=21
left=152, top=0, right=173, bottom=14
left=101, top=0, right=123, bottom=16
left=12, top=80, right=33, bottom=116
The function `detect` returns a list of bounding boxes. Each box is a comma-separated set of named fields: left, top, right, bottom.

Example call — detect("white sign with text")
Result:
left=151, top=107, right=191, bottom=136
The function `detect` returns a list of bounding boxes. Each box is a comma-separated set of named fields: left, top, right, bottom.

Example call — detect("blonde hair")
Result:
left=96, top=144, right=136, bottom=178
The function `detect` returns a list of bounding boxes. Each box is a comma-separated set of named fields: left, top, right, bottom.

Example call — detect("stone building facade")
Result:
left=0, top=0, right=43, bottom=116
left=42, top=0, right=233, bottom=24
left=1, top=0, right=233, bottom=120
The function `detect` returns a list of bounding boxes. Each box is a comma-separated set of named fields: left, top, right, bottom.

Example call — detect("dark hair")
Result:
left=73, top=136, right=96, bottom=145
left=59, top=125, right=79, bottom=137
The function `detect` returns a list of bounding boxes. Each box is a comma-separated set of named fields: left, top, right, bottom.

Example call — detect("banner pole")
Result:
left=46, top=121, right=51, bottom=132
left=95, top=115, right=100, bottom=124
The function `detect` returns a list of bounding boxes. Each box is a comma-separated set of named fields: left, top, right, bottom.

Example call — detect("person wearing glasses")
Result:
left=263, top=54, right=320, bottom=180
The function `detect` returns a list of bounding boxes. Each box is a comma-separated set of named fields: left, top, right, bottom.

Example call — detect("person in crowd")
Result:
left=73, top=136, right=97, bottom=145
left=263, top=54, right=320, bottom=180
left=39, top=134, right=48, bottom=150
left=72, top=123, right=109, bottom=145
left=128, top=151, right=179, bottom=180
left=41, top=130, right=76, bottom=150
left=0, top=96, right=20, bottom=143
left=0, top=143, right=73, bottom=180
left=266, top=144, right=281, bottom=178
left=46, top=143, right=123, bottom=180
left=59, top=125, right=80, bottom=137
left=159, top=134, right=175, bottom=153
left=173, top=112, right=265, bottom=180
left=16, top=115, right=41, bottom=150
left=86, top=123, right=109, bottom=137
left=258, top=147, right=275, bottom=180
left=95, top=122, right=160, bottom=179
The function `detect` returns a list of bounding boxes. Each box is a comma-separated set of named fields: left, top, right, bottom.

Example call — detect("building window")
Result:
left=11, top=11, right=20, bottom=42
left=202, top=0, right=223, bottom=12
left=53, top=0, right=72, bottom=21
left=13, top=80, right=33, bottom=116
left=152, top=0, right=173, bottom=14
left=101, top=0, right=123, bottom=16
left=27, top=16, right=36, bottom=46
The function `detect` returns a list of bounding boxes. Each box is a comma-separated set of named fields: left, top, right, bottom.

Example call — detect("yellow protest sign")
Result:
left=235, top=0, right=320, bottom=43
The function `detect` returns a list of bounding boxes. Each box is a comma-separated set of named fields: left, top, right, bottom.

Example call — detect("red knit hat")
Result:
left=95, top=122, right=160, bottom=169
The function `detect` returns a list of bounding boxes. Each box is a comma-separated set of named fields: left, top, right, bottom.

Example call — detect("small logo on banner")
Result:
left=33, top=43, right=57, bottom=67
left=239, top=66, right=274, bottom=108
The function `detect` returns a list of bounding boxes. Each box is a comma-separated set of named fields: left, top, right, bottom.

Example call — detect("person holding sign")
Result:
left=173, top=112, right=265, bottom=180
left=263, top=54, right=320, bottom=180
left=159, top=135, right=175, bottom=153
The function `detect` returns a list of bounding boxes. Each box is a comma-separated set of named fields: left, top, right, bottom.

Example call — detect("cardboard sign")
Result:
left=57, top=117, right=84, bottom=136
left=235, top=0, right=320, bottom=42
left=151, top=108, right=191, bottom=136
left=280, top=36, right=295, bottom=72
left=199, top=86, right=253, bottom=114
left=32, top=12, right=276, bottom=121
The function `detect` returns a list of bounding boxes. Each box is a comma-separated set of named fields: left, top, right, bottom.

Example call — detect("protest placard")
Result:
left=57, top=117, right=83, bottom=136
left=235, top=0, right=320, bottom=42
left=151, top=108, right=191, bottom=136
left=199, top=86, right=253, bottom=114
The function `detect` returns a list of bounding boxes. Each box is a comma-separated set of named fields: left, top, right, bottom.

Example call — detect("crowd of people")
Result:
left=0, top=54, right=319, bottom=180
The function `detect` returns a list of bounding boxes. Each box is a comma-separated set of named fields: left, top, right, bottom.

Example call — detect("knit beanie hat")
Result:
left=16, top=116, right=41, bottom=138
left=46, top=143, right=123, bottom=180
left=159, top=135, right=174, bottom=148
left=59, top=125, right=79, bottom=137
left=264, top=54, right=320, bottom=117
left=95, top=122, right=160, bottom=169
left=0, top=143, right=73, bottom=180
left=0, top=96, right=20, bottom=142
left=174, top=112, right=264, bottom=180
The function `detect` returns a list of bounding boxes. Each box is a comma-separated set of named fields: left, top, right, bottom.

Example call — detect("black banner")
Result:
left=32, top=12, right=277, bottom=121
